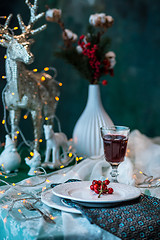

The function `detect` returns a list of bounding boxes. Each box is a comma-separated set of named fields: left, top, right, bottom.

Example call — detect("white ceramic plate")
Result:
left=41, top=189, right=81, bottom=214
left=52, top=181, right=141, bottom=207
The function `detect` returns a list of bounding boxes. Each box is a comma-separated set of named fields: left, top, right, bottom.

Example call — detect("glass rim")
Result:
left=100, top=125, right=130, bottom=131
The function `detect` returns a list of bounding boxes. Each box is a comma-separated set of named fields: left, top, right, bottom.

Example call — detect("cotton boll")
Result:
left=105, top=15, right=114, bottom=27
left=62, top=29, right=78, bottom=42
left=105, top=51, right=116, bottom=69
left=98, top=13, right=106, bottom=23
left=45, top=9, right=54, bottom=18
left=45, top=8, right=62, bottom=22
left=89, top=14, right=96, bottom=26
left=89, top=13, right=114, bottom=28
left=76, top=45, right=83, bottom=54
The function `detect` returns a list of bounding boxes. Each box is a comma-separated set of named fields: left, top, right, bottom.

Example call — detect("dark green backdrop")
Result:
left=0, top=0, right=160, bottom=148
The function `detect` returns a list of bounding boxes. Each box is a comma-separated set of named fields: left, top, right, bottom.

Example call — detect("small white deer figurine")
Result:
left=0, top=135, right=21, bottom=173
left=43, top=125, right=68, bottom=167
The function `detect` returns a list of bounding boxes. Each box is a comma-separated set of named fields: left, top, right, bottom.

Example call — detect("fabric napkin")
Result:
left=51, top=180, right=160, bottom=240
left=64, top=195, right=160, bottom=240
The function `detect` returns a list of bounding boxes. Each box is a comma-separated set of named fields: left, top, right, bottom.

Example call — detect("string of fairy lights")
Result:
left=0, top=167, right=61, bottom=223
left=0, top=161, right=87, bottom=224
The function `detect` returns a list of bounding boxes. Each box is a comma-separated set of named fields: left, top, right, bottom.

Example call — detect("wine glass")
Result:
left=100, top=125, right=130, bottom=183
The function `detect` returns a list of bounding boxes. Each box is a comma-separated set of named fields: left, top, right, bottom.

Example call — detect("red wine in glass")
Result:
left=103, top=134, right=128, bottom=164
left=101, top=126, right=130, bottom=183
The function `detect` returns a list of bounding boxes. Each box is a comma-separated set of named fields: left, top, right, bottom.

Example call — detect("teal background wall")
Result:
left=0, top=0, right=160, bottom=147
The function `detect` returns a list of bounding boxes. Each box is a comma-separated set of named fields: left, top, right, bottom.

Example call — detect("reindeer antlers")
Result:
left=0, top=0, right=46, bottom=47
left=0, top=14, right=14, bottom=47
left=17, top=0, right=46, bottom=37
left=4, top=14, right=13, bottom=29
left=26, top=0, right=43, bottom=25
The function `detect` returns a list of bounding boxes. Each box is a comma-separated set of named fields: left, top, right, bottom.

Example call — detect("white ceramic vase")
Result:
left=73, top=84, right=113, bottom=157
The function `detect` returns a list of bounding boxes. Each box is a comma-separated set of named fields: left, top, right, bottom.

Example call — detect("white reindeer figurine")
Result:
left=0, top=0, right=60, bottom=163
left=43, top=125, right=68, bottom=168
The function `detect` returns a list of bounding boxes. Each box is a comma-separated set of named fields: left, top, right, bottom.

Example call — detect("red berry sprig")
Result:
left=90, top=179, right=114, bottom=198
left=78, top=36, right=101, bottom=82
left=78, top=35, right=115, bottom=85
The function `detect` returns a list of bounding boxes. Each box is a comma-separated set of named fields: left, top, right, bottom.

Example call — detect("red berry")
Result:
left=102, top=185, right=107, bottom=191
left=108, top=188, right=114, bottom=194
left=85, top=42, right=91, bottom=48
left=94, top=189, right=100, bottom=194
left=79, top=35, right=85, bottom=40
left=105, top=179, right=110, bottom=185
left=94, top=184, right=99, bottom=191
left=102, top=80, right=108, bottom=86
left=92, top=180, right=98, bottom=185
left=93, top=44, right=98, bottom=49
left=100, top=184, right=107, bottom=191
left=98, top=180, right=102, bottom=185
left=90, top=185, right=94, bottom=191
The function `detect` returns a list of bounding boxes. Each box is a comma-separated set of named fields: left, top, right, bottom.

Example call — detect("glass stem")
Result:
left=110, top=164, right=119, bottom=183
